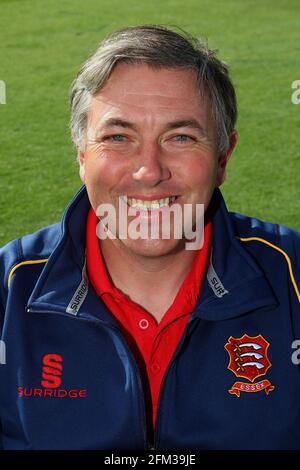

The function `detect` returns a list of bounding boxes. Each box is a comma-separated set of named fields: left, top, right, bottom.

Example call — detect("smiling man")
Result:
left=0, top=25, right=300, bottom=450
left=80, top=62, right=235, bottom=320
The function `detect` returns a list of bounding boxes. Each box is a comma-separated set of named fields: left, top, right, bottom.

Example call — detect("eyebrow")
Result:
left=96, top=117, right=206, bottom=136
left=164, top=119, right=206, bottom=136
left=97, top=118, right=138, bottom=132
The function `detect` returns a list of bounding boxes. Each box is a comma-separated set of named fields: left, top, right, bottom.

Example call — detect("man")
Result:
left=0, top=25, right=300, bottom=450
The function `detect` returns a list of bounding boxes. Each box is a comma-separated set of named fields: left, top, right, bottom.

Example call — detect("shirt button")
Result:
left=139, top=319, right=149, bottom=330
left=151, top=363, right=161, bottom=374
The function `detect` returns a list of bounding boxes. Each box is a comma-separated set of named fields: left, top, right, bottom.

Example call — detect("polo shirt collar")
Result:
left=85, top=206, right=212, bottom=325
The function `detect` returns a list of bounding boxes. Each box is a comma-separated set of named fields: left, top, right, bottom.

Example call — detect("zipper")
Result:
left=27, top=307, right=149, bottom=449
left=153, top=316, right=199, bottom=448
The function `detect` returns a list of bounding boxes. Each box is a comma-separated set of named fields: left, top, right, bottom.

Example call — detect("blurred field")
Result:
left=0, top=0, right=299, bottom=246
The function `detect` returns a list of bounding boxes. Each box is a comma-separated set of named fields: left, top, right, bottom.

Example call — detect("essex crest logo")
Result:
left=225, top=333, right=275, bottom=397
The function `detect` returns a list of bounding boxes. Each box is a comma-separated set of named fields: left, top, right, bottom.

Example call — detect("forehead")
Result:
left=88, top=63, right=211, bottom=125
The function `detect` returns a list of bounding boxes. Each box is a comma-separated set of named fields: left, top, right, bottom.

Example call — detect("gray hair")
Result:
left=70, top=25, right=237, bottom=155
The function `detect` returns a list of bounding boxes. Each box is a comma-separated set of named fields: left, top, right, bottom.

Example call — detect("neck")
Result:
left=100, top=238, right=198, bottom=320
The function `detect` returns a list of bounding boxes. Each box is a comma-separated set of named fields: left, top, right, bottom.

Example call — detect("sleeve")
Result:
left=0, top=249, right=6, bottom=450
left=0, top=239, right=19, bottom=450
left=278, top=224, right=300, bottom=337
left=0, top=245, right=8, bottom=450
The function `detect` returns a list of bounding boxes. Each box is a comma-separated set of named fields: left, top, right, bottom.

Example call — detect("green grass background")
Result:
left=0, top=0, right=299, bottom=246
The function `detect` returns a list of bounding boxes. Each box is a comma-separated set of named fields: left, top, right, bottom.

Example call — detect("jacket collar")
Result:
left=195, top=189, right=278, bottom=320
left=27, top=186, right=278, bottom=323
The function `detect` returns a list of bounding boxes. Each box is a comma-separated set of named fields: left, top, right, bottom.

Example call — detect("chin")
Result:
left=121, top=237, right=186, bottom=258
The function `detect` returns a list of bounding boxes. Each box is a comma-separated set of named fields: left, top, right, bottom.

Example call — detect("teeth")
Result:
left=126, top=196, right=177, bottom=210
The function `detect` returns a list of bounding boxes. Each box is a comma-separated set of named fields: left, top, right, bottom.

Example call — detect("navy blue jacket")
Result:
left=0, top=186, right=300, bottom=450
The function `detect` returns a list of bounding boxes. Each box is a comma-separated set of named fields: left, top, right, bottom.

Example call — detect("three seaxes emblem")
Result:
left=225, top=334, right=275, bottom=397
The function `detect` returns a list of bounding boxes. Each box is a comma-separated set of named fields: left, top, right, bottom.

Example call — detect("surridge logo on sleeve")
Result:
left=225, top=333, right=275, bottom=397
left=17, top=353, right=87, bottom=399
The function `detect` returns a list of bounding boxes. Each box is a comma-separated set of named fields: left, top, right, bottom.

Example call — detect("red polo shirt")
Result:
left=86, top=208, right=212, bottom=433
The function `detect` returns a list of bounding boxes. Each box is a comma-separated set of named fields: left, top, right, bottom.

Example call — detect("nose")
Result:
left=132, top=141, right=171, bottom=185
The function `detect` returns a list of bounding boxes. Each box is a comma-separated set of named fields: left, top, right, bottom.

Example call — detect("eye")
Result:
left=173, top=134, right=194, bottom=142
left=109, top=134, right=126, bottom=142
left=100, top=134, right=127, bottom=143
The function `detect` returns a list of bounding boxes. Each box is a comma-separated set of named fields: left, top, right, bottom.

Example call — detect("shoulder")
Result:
left=0, top=223, right=61, bottom=293
left=229, top=211, right=300, bottom=253
left=229, top=212, right=300, bottom=302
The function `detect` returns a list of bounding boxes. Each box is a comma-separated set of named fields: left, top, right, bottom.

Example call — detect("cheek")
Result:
left=84, top=154, right=131, bottom=201
left=182, top=157, right=218, bottom=188
left=84, top=153, right=114, bottom=185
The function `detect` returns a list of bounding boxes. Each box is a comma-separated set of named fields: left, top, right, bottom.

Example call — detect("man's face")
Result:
left=79, top=63, right=236, bottom=257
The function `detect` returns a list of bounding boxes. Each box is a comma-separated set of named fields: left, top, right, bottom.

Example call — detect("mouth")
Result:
left=124, top=196, right=179, bottom=211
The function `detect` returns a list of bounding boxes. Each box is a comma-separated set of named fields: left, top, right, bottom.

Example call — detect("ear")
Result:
left=216, top=129, right=238, bottom=187
left=78, top=148, right=86, bottom=183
